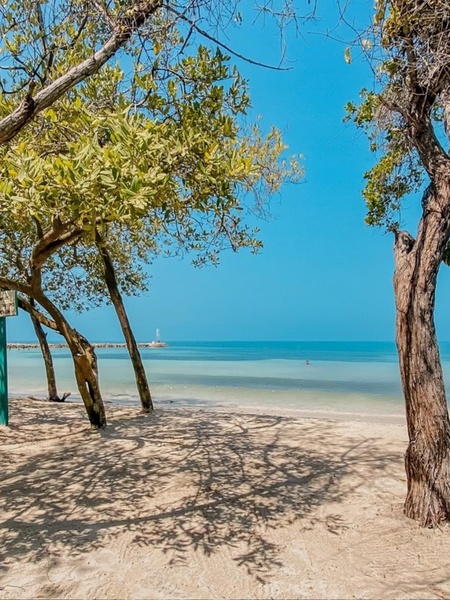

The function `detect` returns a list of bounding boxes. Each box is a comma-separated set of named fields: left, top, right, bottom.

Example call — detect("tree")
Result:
left=0, top=0, right=165, bottom=143
left=28, top=302, right=60, bottom=401
left=0, top=0, right=313, bottom=145
left=346, top=0, right=450, bottom=526
left=0, top=52, right=301, bottom=428
left=95, top=231, right=154, bottom=412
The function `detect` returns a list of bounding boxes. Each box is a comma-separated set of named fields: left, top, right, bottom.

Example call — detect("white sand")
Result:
left=1, top=398, right=450, bottom=600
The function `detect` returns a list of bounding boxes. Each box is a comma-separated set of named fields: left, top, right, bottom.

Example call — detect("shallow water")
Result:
left=3, top=341, right=412, bottom=416
left=7, top=340, right=450, bottom=417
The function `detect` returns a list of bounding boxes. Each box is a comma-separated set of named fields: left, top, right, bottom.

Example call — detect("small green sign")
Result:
left=0, top=318, right=7, bottom=426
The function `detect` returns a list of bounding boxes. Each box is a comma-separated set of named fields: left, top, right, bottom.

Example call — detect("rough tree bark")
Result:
left=33, top=290, right=107, bottom=428
left=394, top=184, right=450, bottom=527
left=96, top=234, right=154, bottom=412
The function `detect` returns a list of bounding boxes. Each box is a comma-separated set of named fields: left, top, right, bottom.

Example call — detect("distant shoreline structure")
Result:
left=7, top=343, right=166, bottom=350
left=149, top=327, right=168, bottom=348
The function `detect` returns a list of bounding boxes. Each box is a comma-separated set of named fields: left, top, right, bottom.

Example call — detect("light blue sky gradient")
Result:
left=7, top=2, right=450, bottom=342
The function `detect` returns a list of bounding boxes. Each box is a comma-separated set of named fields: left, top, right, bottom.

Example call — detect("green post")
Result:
left=0, top=317, right=7, bottom=426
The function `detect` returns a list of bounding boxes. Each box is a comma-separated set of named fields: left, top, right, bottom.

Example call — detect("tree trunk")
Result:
left=19, top=296, right=72, bottom=402
left=30, top=308, right=59, bottom=401
left=34, top=292, right=107, bottom=429
left=394, top=187, right=450, bottom=527
left=97, top=236, right=154, bottom=412
left=71, top=335, right=106, bottom=427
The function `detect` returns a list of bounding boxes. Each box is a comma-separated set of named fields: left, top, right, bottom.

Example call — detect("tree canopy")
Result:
left=0, top=40, right=301, bottom=428
left=0, top=47, right=301, bottom=289
left=345, top=0, right=450, bottom=233
left=0, top=0, right=313, bottom=144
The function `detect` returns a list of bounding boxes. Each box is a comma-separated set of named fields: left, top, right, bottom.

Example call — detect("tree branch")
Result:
left=0, top=0, right=163, bottom=144
left=18, top=296, right=60, bottom=332
left=30, top=219, right=86, bottom=270
left=0, top=276, right=32, bottom=296
left=167, top=7, right=291, bottom=71
left=406, top=88, right=449, bottom=177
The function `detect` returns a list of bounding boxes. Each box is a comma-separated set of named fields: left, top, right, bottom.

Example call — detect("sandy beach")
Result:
left=1, top=398, right=450, bottom=600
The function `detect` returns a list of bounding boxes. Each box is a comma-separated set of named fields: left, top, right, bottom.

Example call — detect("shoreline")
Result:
left=6, top=342, right=408, bottom=423
left=11, top=393, right=407, bottom=426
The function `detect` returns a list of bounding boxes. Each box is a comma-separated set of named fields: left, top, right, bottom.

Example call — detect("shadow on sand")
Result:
left=0, top=400, right=402, bottom=581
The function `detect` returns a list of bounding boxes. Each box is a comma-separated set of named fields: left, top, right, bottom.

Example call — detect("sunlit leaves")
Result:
left=344, top=1, right=450, bottom=233
left=0, top=46, right=301, bottom=308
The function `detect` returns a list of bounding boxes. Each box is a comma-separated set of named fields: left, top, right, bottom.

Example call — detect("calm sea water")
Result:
left=8, top=341, right=450, bottom=418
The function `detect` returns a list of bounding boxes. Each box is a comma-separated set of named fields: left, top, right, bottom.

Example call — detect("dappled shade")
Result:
left=1, top=401, right=401, bottom=582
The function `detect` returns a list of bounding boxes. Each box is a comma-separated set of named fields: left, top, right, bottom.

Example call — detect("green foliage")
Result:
left=362, top=148, right=423, bottom=232
left=344, top=90, right=381, bottom=129
left=343, top=1, right=450, bottom=233
left=0, top=1, right=103, bottom=101
left=0, top=48, right=300, bottom=227
left=346, top=89, right=423, bottom=231
left=0, top=46, right=301, bottom=311
left=442, top=241, right=450, bottom=267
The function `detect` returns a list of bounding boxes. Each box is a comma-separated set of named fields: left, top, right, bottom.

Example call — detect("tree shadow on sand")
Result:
left=0, top=401, right=403, bottom=581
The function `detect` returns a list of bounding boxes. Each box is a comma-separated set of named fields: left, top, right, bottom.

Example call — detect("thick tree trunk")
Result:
left=34, top=292, right=107, bottom=429
left=394, top=188, right=450, bottom=527
left=71, top=335, right=106, bottom=427
left=96, top=237, right=154, bottom=412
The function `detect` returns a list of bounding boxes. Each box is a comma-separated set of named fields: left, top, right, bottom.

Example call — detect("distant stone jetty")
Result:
left=7, top=342, right=159, bottom=350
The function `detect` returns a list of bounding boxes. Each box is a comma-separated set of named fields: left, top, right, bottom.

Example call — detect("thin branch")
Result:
left=35, top=2, right=48, bottom=57
left=92, top=0, right=116, bottom=31
left=18, top=296, right=59, bottom=332
left=167, top=7, right=291, bottom=71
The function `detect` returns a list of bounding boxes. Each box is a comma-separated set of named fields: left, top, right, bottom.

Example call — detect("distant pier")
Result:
left=7, top=343, right=159, bottom=350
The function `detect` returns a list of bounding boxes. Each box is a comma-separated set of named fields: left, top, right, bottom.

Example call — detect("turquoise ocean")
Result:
left=8, top=341, right=450, bottom=419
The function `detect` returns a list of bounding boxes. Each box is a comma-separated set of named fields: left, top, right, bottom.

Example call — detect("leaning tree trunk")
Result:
left=23, top=298, right=70, bottom=402
left=96, top=235, right=153, bottom=412
left=25, top=298, right=74, bottom=402
left=33, top=291, right=107, bottom=429
left=30, top=307, right=59, bottom=401
left=19, top=297, right=70, bottom=402
left=394, top=189, right=450, bottom=527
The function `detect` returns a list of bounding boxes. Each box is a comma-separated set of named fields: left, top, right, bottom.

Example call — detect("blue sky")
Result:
left=7, top=1, right=450, bottom=342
